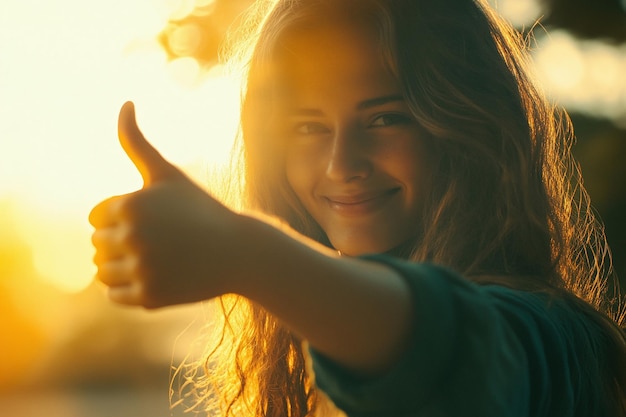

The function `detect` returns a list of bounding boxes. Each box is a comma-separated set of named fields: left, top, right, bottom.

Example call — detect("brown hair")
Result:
left=181, top=0, right=626, bottom=415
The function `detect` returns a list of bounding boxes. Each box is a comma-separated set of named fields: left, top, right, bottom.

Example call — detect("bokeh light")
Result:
left=489, top=0, right=544, bottom=28
left=534, top=30, right=626, bottom=124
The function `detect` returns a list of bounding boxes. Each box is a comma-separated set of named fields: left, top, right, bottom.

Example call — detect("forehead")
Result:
left=274, top=23, right=398, bottom=101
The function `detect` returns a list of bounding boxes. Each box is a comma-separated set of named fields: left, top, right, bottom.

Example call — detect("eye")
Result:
left=370, top=113, right=414, bottom=127
left=294, top=122, right=330, bottom=135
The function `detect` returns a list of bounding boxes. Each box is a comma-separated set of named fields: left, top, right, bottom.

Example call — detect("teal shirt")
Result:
left=309, top=255, right=612, bottom=417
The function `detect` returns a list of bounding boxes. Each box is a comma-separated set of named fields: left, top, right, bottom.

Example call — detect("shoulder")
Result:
left=361, top=253, right=600, bottom=329
left=310, top=254, right=619, bottom=416
left=357, top=254, right=617, bottom=414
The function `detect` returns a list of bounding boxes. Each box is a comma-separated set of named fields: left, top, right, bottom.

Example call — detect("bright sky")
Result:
left=0, top=0, right=240, bottom=292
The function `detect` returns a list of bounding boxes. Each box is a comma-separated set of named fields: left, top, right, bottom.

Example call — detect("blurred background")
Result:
left=0, top=0, right=624, bottom=415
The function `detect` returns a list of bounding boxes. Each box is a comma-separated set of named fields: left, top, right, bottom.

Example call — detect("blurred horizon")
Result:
left=1, top=0, right=625, bottom=415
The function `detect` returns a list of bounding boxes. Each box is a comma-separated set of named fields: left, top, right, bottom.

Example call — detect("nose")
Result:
left=325, top=127, right=373, bottom=182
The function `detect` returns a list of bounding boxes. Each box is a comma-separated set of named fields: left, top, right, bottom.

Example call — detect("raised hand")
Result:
left=89, top=102, right=239, bottom=308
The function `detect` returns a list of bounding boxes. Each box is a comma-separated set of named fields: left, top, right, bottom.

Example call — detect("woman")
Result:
left=90, top=0, right=626, bottom=415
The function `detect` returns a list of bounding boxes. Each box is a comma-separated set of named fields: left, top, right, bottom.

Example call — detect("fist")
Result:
left=89, top=102, right=237, bottom=308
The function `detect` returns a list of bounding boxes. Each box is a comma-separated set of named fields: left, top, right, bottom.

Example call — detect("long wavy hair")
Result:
left=179, top=0, right=626, bottom=415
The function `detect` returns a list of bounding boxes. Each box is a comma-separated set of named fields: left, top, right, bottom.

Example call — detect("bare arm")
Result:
left=90, top=102, right=414, bottom=375
left=232, top=215, right=414, bottom=374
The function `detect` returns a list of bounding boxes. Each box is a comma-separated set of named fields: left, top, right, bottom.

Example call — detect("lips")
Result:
left=323, top=188, right=400, bottom=215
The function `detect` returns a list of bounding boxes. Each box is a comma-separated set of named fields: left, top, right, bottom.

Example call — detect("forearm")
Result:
left=230, top=214, right=415, bottom=376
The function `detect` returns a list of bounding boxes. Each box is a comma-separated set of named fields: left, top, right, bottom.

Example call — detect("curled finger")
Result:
left=95, top=257, right=135, bottom=288
left=107, top=281, right=144, bottom=307
left=91, top=227, right=131, bottom=265
left=89, top=195, right=126, bottom=228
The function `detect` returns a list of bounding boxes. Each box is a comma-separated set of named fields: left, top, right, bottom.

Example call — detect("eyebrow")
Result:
left=357, top=94, right=405, bottom=110
left=288, top=94, right=406, bottom=116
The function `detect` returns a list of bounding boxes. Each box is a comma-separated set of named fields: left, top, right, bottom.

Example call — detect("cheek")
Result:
left=385, top=140, right=434, bottom=204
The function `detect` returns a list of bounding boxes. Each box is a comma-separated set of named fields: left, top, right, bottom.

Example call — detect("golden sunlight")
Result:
left=0, top=0, right=240, bottom=293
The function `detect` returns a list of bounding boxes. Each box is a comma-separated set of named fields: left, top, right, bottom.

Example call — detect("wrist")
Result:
left=224, top=212, right=282, bottom=296
left=225, top=211, right=337, bottom=298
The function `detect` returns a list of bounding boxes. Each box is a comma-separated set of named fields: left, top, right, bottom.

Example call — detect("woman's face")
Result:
left=280, top=23, right=434, bottom=256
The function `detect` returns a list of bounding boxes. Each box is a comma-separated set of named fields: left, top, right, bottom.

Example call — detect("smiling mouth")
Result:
left=324, top=188, right=400, bottom=214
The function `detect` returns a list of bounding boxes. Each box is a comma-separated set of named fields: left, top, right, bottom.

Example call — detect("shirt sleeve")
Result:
left=308, top=255, right=610, bottom=417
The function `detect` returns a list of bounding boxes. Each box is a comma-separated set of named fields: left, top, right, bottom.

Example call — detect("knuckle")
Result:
left=91, top=229, right=111, bottom=249
left=90, top=231, right=101, bottom=248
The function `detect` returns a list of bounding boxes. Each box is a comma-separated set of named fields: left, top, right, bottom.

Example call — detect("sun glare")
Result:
left=0, top=0, right=241, bottom=293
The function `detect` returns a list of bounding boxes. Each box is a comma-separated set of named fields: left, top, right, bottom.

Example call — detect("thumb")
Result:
left=118, top=101, right=182, bottom=186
